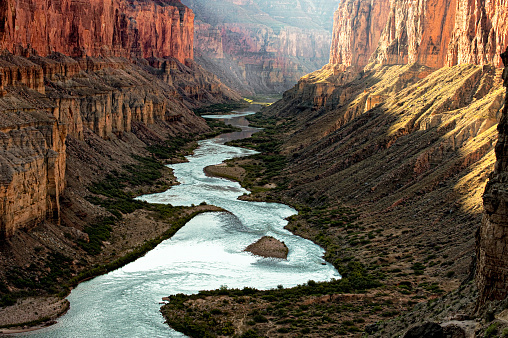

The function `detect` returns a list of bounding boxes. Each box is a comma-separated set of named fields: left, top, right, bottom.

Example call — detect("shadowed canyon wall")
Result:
left=182, top=0, right=338, bottom=95
left=0, top=0, right=194, bottom=63
left=476, top=48, right=508, bottom=306
left=0, top=51, right=239, bottom=239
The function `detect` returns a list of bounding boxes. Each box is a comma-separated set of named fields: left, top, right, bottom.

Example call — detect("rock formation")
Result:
left=476, top=47, right=508, bottom=306
left=0, top=0, right=194, bottom=63
left=182, top=0, right=338, bottom=94
left=328, top=0, right=508, bottom=70
left=329, top=0, right=391, bottom=69
left=244, top=236, right=288, bottom=259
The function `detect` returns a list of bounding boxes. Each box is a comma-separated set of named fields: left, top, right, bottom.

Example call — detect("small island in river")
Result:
left=244, top=236, right=289, bottom=259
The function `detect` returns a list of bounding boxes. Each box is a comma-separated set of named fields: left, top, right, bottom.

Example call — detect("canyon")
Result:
left=0, top=0, right=243, bottom=328
left=160, top=0, right=508, bottom=336
left=0, top=0, right=507, bottom=335
left=181, top=0, right=338, bottom=95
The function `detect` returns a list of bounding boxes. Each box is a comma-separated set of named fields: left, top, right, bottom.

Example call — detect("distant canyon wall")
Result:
left=329, top=0, right=508, bottom=70
left=183, top=0, right=338, bottom=95
left=0, top=0, right=194, bottom=63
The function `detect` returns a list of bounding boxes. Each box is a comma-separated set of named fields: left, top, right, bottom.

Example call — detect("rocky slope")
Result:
left=0, top=0, right=194, bottom=63
left=181, top=0, right=338, bottom=95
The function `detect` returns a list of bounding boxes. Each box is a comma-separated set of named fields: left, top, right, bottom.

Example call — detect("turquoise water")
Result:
left=25, top=112, right=339, bottom=337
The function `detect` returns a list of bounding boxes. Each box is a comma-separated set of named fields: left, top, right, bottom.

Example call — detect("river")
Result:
left=25, top=107, right=340, bottom=337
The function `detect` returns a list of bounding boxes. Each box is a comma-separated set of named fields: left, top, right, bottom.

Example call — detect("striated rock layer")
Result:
left=0, top=0, right=194, bottom=63
left=476, top=48, right=508, bottom=306
left=0, top=51, right=239, bottom=239
left=329, top=0, right=508, bottom=70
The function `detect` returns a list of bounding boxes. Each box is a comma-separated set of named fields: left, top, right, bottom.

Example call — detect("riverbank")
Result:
left=0, top=118, right=238, bottom=332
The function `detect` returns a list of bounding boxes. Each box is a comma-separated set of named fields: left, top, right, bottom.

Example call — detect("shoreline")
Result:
left=0, top=206, right=224, bottom=333
left=0, top=113, right=247, bottom=333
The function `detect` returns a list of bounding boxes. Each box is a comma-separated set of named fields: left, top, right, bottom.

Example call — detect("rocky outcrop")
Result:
left=244, top=236, right=288, bottom=259
left=0, top=0, right=194, bottom=63
left=476, top=47, right=508, bottom=306
left=183, top=0, right=337, bottom=94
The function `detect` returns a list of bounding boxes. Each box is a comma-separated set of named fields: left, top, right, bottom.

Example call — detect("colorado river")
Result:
left=25, top=108, right=340, bottom=337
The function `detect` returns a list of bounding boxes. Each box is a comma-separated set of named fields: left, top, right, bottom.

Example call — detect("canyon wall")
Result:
left=262, top=0, right=508, bottom=311
left=0, top=0, right=194, bottom=63
left=476, top=48, right=508, bottom=305
left=0, top=0, right=245, bottom=240
left=329, top=0, right=508, bottom=71
left=182, top=0, right=337, bottom=95
left=329, top=0, right=391, bottom=69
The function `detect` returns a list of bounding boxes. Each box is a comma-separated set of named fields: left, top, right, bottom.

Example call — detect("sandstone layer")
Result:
left=0, top=51, right=239, bottom=240
left=182, top=0, right=337, bottom=94
left=0, top=0, right=194, bottom=63
left=476, top=47, right=508, bottom=306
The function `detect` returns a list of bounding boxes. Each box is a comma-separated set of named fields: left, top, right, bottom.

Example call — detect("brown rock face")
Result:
left=329, top=0, right=508, bottom=70
left=0, top=50, right=239, bottom=239
left=0, top=0, right=194, bottom=63
left=447, top=0, right=508, bottom=67
left=329, top=0, right=391, bottom=69
left=476, top=48, right=508, bottom=306
left=244, top=236, right=289, bottom=259
left=0, top=110, right=66, bottom=239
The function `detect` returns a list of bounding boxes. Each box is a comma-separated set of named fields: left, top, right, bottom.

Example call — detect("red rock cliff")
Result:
left=329, top=0, right=508, bottom=70
left=329, top=0, right=391, bottom=69
left=0, top=0, right=194, bottom=63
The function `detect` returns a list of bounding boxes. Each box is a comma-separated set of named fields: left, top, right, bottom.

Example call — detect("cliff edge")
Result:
left=476, top=47, right=508, bottom=306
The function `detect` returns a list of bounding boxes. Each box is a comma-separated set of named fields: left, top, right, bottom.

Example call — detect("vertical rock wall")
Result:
left=0, top=111, right=66, bottom=239
left=0, top=0, right=194, bottom=63
left=329, top=0, right=391, bottom=69
left=328, top=0, right=508, bottom=70
left=476, top=47, right=508, bottom=305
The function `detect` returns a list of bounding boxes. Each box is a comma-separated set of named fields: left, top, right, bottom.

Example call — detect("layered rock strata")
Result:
left=476, top=48, right=508, bottom=305
left=0, top=50, right=239, bottom=239
left=0, top=0, right=194, bottom=63
left=329, top=0, right=508, bottom=70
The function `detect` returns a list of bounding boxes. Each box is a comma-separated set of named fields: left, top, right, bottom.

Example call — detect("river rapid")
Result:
left=25, top=107, right=340, bottom=337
